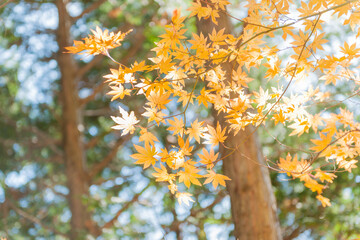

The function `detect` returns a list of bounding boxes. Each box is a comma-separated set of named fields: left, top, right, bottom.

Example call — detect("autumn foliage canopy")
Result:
left=67, top=0, right=360, bottom=207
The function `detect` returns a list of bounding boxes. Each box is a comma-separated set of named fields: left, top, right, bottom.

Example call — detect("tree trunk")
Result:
left=56, top=1, right=94, bottom=238
left=196, top=9, right=282, bottom=240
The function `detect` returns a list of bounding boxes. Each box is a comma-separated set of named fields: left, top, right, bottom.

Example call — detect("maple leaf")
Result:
left=111, top=106, right=139, bottom=136
left=139, top=127, right=159, bottom=145
left=131, top=143, right=158, bottom=169
left=288, top=118, right=310, bottom=136
left=146, top=91, right=171, bottom=110
left=209, top=28, right=227, bottom=45
left=168, top=183, right=178, bottom=194
left=129, top=60, right=150, bottom=73
left=310, top=33, right=328, bottom=53
left=232, top=66, right=252, bottom=88
left=202, top=122, right=227, bottom=146
left=316, top=195, right=331, bottom=207
left=304, top=178, right=324, bottom=194
left=203, top=170, right=231, bottom=189
left=272, top=109, right=286, bottom=125
left=198, top=148, right=219, bottom=169
left=340, top=42, right=360, bottom=57
left=186, top=119, right=206, bottom=143
left=344, top=12, right=360, bottom=31
left=165, top=67, right=187, bottom=86
left=178, top=165, right=202, bottom=188
left=196, top=88, right=210, bottom=107
left=176, top=90, right=195, bottom=107
left=338, top=159, right=358, bottom=172
left=314, top=170, right=336, bottom=183
left=176, top=192, right=195, bottom=206
left=142, top=107, right=166, bottom=124
left=320, top=71, right=340, bottom=85
left=66, top=27, right=132, bottom=55
left=211, top=0, right=230, bottom=10
left=107, top=84, right=131, bottom=101
left=177, top=137, right=194, bottom=156
left=278, top=154, right=298, bottom=176
left=167, top=117, right=185, bottom=137
left=169, top=150, right=186, bottom=170
left=310, top=132, right=333, bottom=157
left=188, top=1, right=212, bottom=20
left=152, top=164, right=175, bottom=182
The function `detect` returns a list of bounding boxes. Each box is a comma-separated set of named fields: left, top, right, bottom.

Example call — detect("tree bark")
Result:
left=196, top=9, right=282, bottom=240
left=56, top=0, right=96, bottom=238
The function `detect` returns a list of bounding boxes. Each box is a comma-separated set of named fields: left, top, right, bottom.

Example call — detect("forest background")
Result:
left=0, top=0, right=359, bottom=239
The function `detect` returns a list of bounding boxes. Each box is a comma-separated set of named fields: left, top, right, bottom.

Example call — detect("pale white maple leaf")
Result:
left=176, top=192, right=195, bottom=206
left=111, top=106, right=139, bottom=136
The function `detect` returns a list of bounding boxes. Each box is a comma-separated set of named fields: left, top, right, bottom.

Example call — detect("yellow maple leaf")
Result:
left=188, top=1, right=212, bottom=20
left=146, top=91, right=171, bottom=110
left=316, top=195, right=331, bottom=207
left=152, top=164, right=175, bottom=182
left=131, top=143, right=158, bottom=169
left=66, top=26, right=132, bottom=55
left=310, top=132, right=333, bottom=157
left=212, top=0, right=230, bottom=10
left=232, top=66, right=252, bottom=88
left=288, top=118, right=310, bottom=136
left=273, top=109, right=286, bottom=125
left=344, top=12, right=360, bottom=31
left=314, top=170, right=336, bottom=183
left=340, top=42, right=360, bottom=57
left=142, top=107, right=166, bottom=124
left=304, top=178, right=324, bottom=194
left=177, top=137, right=194, bottom=156
left=139, top=127, right=159, bottom=145
left=209, top=28, right=227, bottom=45
left=202, top=122, right=227, bottom=146
left=186, top=119, right=206, bottom=143
left=168, top=183, right=178, bottom=194
left=107, top=84, right=131, bottom=101
left=178, top=165, right=202, bottom=188
left=338, top=159, right=358, bottom=172
left=203, top=170, right=231, bottom=189
left=167, top=117, right=185, bottom=137
left=198, top=148, right=219, bottom=169
left=197, top=88, right=210, bottom=107
left=277, top=153, right=298, bottom=176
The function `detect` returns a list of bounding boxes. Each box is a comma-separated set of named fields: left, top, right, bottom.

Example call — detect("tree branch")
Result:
left=8, top=201, right=67, bottom=237
left=0, top=0, right=13, bottom=8
left=87, top=135, right=131, bottom=180
left=77, top=55, right=104, bottom=79
left=79, top=82, right=106, bottom=106
left=71, top=0, right=108, bottom=22
left=0, top=113, right=63, bottom=158
left=100, top=185, right=149, bottom=231
left=189, top=191, right=226, bottom=218
left=283, top=226, right=303, bottom=240
left=85, top=130, right=111, bottom=149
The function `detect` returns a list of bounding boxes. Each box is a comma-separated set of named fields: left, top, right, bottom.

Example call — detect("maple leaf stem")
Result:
left=105, top=50, right=121, bottom=65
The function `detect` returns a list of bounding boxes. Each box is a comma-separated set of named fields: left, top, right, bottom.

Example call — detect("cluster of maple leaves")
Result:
left=67, top=0, right=360, bottom=207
